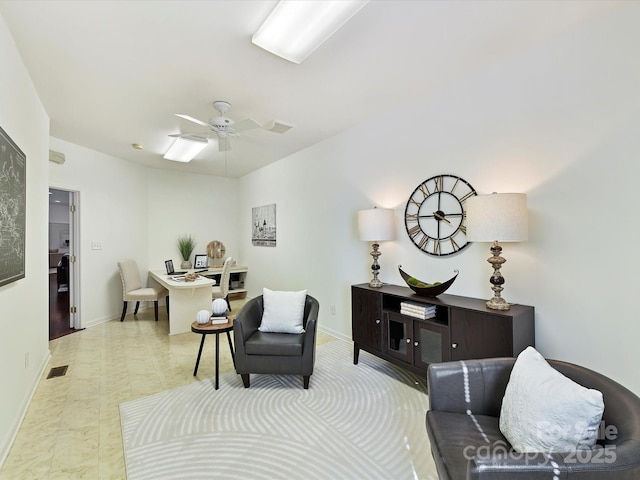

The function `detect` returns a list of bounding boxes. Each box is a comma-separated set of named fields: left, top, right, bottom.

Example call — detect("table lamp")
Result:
left=466, top=193, right=528, bottom=310
left=357, top=207, right=396, bottom=288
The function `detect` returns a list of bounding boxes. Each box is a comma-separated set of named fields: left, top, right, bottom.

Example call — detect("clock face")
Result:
left=404, top=174, right=477, bottom=256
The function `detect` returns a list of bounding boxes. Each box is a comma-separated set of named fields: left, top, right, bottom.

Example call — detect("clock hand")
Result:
left=433, top=212, right=451, bottom=224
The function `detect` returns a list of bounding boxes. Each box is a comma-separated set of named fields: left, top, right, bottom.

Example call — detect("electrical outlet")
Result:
left=330, top=305, right=336, bottom=315
left=24, top=352, right=29, bottom=369
left=91, top=241, right=102, bottom=250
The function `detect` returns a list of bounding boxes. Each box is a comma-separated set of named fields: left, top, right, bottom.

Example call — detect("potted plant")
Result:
left=177, top=234, right=196, bottom=269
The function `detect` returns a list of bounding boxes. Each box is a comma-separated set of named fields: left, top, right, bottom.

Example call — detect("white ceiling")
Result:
left=0, top=0, right=625, bottom=178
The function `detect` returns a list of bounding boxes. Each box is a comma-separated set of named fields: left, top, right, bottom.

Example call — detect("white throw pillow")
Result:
left=258, top=288, right=307, bottom=334
left=500, top=346, right=604, bottom=453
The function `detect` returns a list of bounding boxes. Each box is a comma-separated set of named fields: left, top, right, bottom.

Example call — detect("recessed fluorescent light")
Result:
left=252, top=0, right=369, bottom=64
left=163, top=136, right=209, bottom=162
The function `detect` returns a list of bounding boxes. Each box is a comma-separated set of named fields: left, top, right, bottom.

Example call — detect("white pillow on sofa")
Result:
left=258, top=288, right=307, bottom=334
left=500, top=346, right=604, bottom=453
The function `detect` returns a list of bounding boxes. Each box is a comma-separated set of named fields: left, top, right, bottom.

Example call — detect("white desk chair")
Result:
left=118, top=259, right=169, bottom=322
left=212, top=256, right=233, bottom=311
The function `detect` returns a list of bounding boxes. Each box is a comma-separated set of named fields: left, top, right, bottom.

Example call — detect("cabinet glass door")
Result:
left=414, top=321, right=450, bottom=370
left=384, top=312, right=412, bottom=364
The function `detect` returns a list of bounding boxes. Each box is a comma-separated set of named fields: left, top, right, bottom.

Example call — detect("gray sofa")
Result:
left=426, top=358, right=640, bottom=479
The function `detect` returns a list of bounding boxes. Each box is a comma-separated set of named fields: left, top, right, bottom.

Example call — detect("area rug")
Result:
left=120, top=340, right=436, bottom=479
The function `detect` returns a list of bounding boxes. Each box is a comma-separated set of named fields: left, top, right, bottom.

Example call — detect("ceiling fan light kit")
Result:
left=252, top=0, right=369, bottom=64
left=163, top=135, right=208, bottom=162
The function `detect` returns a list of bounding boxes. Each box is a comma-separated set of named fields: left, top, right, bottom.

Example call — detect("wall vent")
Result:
left=49, top=150, right=65, bottom=164
left=47, top=365, right=68, bottom=379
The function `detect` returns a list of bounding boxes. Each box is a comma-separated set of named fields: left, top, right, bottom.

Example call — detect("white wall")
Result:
left=239, top=4, right=640, bottom=393
left=48, top=223, right=68, bottom=251
left=49, top=203, right=69, bottom=223
left=0, top=14, right=50, bottom=465
left=49, top=138, right=151, bottom=326
left=48, top=139, right=241, bottom=327
left=145, top=169, right=239, bottom=270
left=49, top=203, right=70, bottom=252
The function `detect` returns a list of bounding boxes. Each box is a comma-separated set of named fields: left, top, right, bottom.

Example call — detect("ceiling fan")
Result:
left=171, top=100, right=294, bottom=152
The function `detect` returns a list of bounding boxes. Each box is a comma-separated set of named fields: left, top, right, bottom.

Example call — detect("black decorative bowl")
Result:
left=398, top=265, right=458, bottom=297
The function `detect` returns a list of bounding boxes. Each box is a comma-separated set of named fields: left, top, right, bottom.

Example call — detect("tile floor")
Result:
left=0, top=298, right=336, bottom=479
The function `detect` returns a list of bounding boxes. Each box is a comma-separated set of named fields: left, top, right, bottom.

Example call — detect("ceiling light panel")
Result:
left=252, top=0, right=369, bottom=64
left=163, top=136, right=208, bottom=162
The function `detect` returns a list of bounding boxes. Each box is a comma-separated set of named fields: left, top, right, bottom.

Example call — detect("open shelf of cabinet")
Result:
left=351, top=283, right=535, bottom=377
left=207, top=265, right=248, bottom=300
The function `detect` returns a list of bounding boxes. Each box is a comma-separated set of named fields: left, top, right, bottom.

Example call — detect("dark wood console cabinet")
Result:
left=351, top=283, right=534, bottom=376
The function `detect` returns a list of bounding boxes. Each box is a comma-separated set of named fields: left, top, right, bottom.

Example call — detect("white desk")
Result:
left=149, top=270, right=215, bottom=335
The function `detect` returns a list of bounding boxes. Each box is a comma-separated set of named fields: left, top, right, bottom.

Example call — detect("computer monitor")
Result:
left=193, top=254, right=208, bottom=269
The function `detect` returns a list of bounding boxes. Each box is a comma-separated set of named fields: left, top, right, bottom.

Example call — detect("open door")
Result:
left=68, top=190, right=81, bottom=329
left=48, top=188, right=81, bottom=339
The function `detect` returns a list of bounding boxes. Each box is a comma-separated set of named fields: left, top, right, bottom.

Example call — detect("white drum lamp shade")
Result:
left=357, top=208, right=395, bottom=287
left=357, top=208, right=395, bottom=242
left=466, top=193, right=528, bottom=310
left=466, top=193, right=528, bottom=243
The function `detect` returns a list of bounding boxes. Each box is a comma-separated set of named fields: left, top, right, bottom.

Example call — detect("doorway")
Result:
left=48, top=188, right=80, bottom=339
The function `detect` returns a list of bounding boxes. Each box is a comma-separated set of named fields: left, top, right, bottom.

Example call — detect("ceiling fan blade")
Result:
left=169, top=133, right=210, bottom=141
left=234, top=118, right=262, bottom=132
left=175, top=114, right=209, bottom=128
left=263, top=120, right=294, bottom=134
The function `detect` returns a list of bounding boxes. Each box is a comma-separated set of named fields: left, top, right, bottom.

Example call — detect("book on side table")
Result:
left=210, top=316, right=228, bottom=325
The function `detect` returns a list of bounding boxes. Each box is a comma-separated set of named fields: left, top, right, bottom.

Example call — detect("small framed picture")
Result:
left=194, top=254, right=208, bottom=269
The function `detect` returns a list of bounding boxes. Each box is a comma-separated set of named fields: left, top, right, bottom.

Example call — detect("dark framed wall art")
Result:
left=252, top=204, right=276, bottom=247
left=0, top=126, right=26, bottom=287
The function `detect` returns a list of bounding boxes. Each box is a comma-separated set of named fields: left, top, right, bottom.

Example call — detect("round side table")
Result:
left=191, top=316, right=235, bottom=390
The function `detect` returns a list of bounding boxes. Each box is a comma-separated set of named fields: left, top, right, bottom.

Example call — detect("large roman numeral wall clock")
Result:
left=404, top=174, right=477, bottom=256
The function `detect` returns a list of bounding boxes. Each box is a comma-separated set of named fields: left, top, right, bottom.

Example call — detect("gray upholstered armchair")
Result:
left=426, top=357, right=640, bottom=480
left=233, top=294, right=319, bottom=389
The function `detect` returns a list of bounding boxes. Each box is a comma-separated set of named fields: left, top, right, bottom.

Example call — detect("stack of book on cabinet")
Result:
left=400, top=301, right=436, bottom=320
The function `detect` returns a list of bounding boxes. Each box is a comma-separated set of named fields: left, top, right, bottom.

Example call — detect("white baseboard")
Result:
left=83, top=302, right=159, bottom=329
left=318, top=325, right=350, bottom=343
left=83, top=313, right=120, bottom=328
